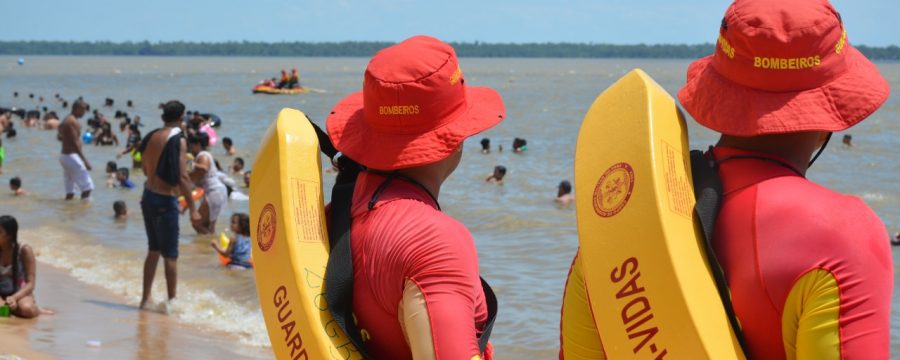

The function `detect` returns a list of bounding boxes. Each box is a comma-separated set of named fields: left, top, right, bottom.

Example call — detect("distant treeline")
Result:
left=1, top=41, right=899, bottom=60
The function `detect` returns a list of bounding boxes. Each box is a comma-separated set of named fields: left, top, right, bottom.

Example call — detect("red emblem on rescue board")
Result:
left=592, top=163, right=635, bottom=217
left=257, top=203, right=277, bottom=252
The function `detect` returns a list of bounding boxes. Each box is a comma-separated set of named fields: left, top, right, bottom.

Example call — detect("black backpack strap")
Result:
left=690, top=148, right=750, bottom=357
left=478, top=277, right=498, bottom=353
left=309, top=116, right=497, bottom=357
left=323, top=160, right=365, bottom=354
left=306, top=117, right=372, bottom=358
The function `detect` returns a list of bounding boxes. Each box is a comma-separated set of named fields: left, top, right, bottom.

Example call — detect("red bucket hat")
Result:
left=326, top=35, right=505, bottom=170
left=678, top=0, right=890, bottom=136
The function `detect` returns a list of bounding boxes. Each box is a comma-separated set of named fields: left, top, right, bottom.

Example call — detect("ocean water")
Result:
left=0, top=56, right=897, bottom=359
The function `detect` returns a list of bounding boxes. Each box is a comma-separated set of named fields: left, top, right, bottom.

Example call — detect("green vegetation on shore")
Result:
left=2, top=41, right=899, bottom=60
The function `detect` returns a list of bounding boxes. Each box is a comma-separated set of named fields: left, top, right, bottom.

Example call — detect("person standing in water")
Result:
left=555, top=180, right=573, bottom=206
left=113, top=201, right=128, bottom=220
left=117, top=124, right=143, bottom=171
left=480, top=138, right=491, bottom=154
left=137, top=100, right=200, bottom=310
left=187, top=132, right=228, bottom=235
left=221, top=137, right=237, bottom=156
left=842, top=134, right=853, bottom=147
left=9, top=177, right=26, bottom=196
left=58, top=100, right=94, bottom=200
left=484, top=165, right=506, bottom=185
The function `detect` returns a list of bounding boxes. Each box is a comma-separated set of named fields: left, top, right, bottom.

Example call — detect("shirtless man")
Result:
left=58, top=100, right=93, bottom=200
left=138, top=100, right=200, bottom=310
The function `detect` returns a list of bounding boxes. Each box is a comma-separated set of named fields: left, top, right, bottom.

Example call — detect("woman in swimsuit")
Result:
left=187, top=133, right=228, bottom=234
left=93, top=122, right=119, bottom=147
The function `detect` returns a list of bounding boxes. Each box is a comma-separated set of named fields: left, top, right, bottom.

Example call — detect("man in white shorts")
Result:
left=58, top=100, right=94, bottom=199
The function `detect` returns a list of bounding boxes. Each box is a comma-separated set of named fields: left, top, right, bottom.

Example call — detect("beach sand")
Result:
left=0, top=262, right=272, bottom=360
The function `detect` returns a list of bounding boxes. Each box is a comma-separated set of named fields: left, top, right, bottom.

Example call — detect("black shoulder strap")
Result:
left=478, top=277, right=498, bottom=352
left=137, top=128, right=160, bottom=154
left=305, top=117, right=371, bottom=358
left=689, top=148, right=750, bottom=357
left=307, top=117, right=496, bottom=358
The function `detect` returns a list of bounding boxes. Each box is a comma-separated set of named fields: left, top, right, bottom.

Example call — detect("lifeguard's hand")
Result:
left=190, top=209, right=202, bottom=222
left=85, top=162, right=93, bottom=171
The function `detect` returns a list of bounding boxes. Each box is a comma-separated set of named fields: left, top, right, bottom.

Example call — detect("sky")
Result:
left=1, top=0, right=897, bottom=46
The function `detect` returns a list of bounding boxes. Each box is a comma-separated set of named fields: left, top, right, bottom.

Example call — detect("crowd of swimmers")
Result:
left=0, top=95, right=255, bottom=316
left=479, top=137, right=573, bottom=205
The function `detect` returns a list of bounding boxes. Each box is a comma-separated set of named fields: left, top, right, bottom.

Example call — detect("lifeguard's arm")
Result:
left=783, top=266, right=895, bottom=360
left=399, top=280, right=484, bottom=360
left=399, top=269, right=485, bottom=360
left=399, top=280, right=437, bottom=360
left=560, top=251, right=607, bottom=360
left=782, top=269, right=841, bottom=360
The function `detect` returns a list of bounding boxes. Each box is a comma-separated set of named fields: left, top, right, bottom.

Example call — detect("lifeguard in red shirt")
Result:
left=326, top=36, right=505, bottom=360
left=560, top=0, right=893, bottom=359
left=678, top=0, right=893, bottom=358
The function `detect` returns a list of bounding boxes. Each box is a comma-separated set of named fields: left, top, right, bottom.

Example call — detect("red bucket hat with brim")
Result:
left=327, top=35, right=505, bottom=170
left=678, top=0, right=890, bottom=136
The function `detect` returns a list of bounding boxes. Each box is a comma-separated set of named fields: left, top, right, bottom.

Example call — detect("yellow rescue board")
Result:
left=250, top=108, right=363, bottom=360
left=573, top=69, right=743, bottom=358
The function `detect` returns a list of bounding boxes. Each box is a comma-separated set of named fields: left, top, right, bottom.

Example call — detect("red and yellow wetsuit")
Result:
left=560, top=147, right=892, bottom=359
left=349, top=172, right=492, bottom=360
left=712, top=146, right=892, bottom=359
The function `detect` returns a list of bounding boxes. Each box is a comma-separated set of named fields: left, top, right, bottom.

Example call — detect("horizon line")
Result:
left=2, top=39, right=897, bottom=47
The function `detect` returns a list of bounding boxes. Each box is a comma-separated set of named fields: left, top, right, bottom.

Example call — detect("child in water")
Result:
left=211, top=213, right=253, bottom=269
left=480, top=138, right=491, bottom=154
left=555, top=180, right=574, bottom=206
left=485, top=165, right=507, bottom=185
left=113, top=200, right=128, bottom=219
left=231, top=157, right=245, bottom=176
left=116, top=168, right=134, bottom=189
left=105, top=161, right=118, bottom=188
left=222, top=137, right=237, bottom=156
left=512, top=137, right=528, bottom=153
left=9, top=177, right=25, bottom=196
left=842, top=134, right=853, bottom=147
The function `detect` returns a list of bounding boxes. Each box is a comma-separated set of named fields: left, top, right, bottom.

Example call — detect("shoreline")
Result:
left=0, top=261, right=271, bottom=360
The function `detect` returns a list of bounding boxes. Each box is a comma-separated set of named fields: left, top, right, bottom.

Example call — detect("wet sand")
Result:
left=0, top=262, right=271, bottom=360
left=0, top=320, right=52, bottom=360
